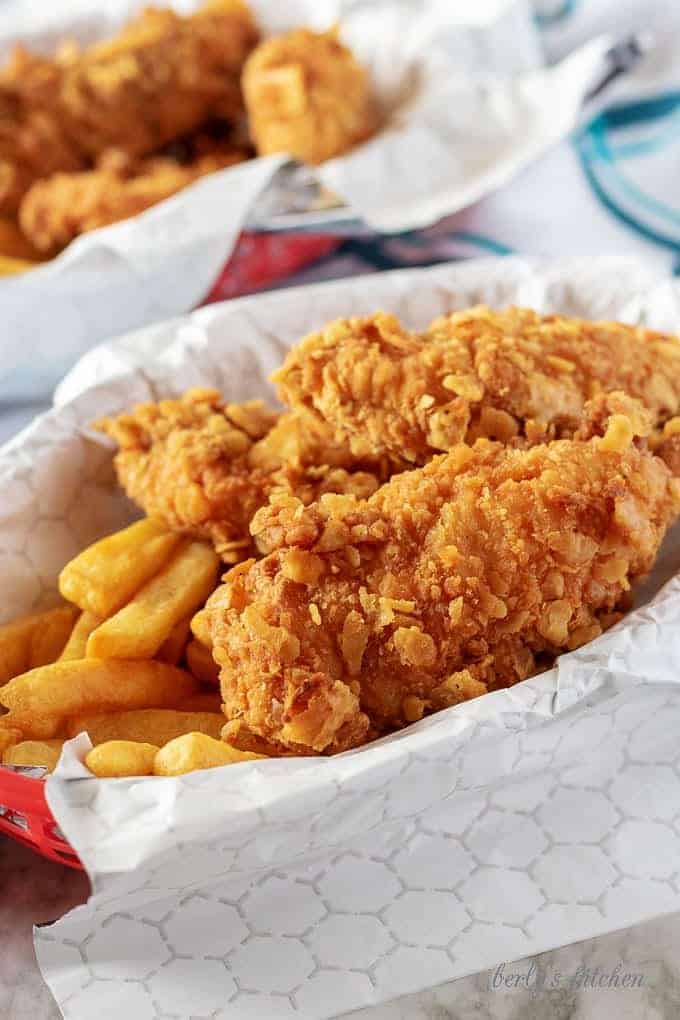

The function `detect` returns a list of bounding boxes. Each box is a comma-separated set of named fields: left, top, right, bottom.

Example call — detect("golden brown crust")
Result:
left=19, top=144, right=249, bottom=252
left=96, top=390, right=384, bottom=561
left=208, top=412, right=680, bottom=755
left=59, top=1, right=258, bottom=158
left=273, top=307, right=680, bottom=465
left=96, top=389, right=279, bottom=561
left=0, top=1, right=258, bottom=215
left=242, top=27, right=375, bottom=164
left=650, top=417, right=680, bottom=476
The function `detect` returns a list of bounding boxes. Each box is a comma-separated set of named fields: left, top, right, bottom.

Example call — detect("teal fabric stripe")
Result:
left=400, top=230, right=514, bottom=256
left=575, top=92, right=680, bottom=253
left=534, top=0, right=576, bottom=28
left=584, top=112, right=680, bottom=228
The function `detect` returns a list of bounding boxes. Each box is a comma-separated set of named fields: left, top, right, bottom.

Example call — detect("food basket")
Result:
left=0, top=765, right=81, bottom=868
left=9, top=255, right=680, bottom=1020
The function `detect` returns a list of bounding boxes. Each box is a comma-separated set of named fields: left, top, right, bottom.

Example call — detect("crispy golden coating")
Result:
left=59, top=1, right=258, bottom=158
left=0, top=215, right=44, bottom=262
left=207, top=413, right=680, bottom=755
left=248, top=409, right=391, bottom=488
left=242, top=27, right=375, bottom=164
left=273, top=307, right=680, bottom=465
left=96, top=389, right=278, bottom=561
left=651, top=417, right=680, bottom=476
left=19, top=144, right=249, bottom=253
left=96, top=388, right=383, bottom=560
left=0, top=48, right=84, bottom=215
left=0, top=0, right=258, bottom=214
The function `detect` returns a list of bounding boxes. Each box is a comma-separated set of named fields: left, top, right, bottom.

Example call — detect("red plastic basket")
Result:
left=203, top=231, right=341, bottom=302
left=0, top=766, right=82, bottom=868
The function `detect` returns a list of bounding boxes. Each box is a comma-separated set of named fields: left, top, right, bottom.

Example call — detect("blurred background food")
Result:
left=0, top=0, right=377, bottom=266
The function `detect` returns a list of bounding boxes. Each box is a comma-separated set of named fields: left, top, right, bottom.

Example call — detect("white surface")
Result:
left=1, top=256, right=679, bottom=1018
left=5, top=832, right=680, bottom=1020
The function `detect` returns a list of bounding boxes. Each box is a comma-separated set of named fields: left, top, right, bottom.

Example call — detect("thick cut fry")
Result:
left=0, top=659, right=197, bottom=738
left=58, top=611, right=103, bottom=661
left=87, top=540, right=220, bottom=659
left=153, top=731, right=263, bottom=776
left=186, top=639, right=220, bottom=686
left=0, top=725, right=23, bottom=754
left=29, top=606, right=79, bottom=669
left=85, top=741, right=159, bottom=778
left=59, top=517, right=182, bottom=617
left=67, top=708, right=224, bottom=745
left=158, top=614, right=193, bottom=665
left=3, top=739, right=63, bottom=773
left=0, top=605, right=77, bottom=685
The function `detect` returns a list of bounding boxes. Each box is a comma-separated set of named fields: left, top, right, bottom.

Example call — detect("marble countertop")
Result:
left=1, top=835, right=88, bottom=1020
left=3, top=832, right=680, bottom=1020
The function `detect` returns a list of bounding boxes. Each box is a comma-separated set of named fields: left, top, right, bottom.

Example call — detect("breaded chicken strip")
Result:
left=0, top=47, right=85, bottom=215
left=242, top=27, right=375, bottom=164
left=0, top=0, right=258, bottom=214
left=20, top=144, right=248, bottom=253
left=651, top=418, right=680, bottom=477
left=273, top=307, right=680, bottom=465
left=206, top=408, right=680, bottom=755
left=95, top=388, right=383, bottom=561
left=59, top=1, right=258, bottom=158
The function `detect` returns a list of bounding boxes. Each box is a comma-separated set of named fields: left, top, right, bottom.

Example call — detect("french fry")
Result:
left=0, top=725, right=23, bottom=755
left=58, top=611, right=103, bottom=661
left=0, top=605, right=77, bottom=685
left=3, top=739, right=64, bottom=773
left=186, top=639, right=220, bottom=686
left=59, top=517, right=182, bottom=617
left=157, top=614, right=193, bottom=665
left=178, top=692, right=223, bottom=713
left=29, top=606, right=79, bottom=669
left=154, top=732, right=264, bottom=776
left=66, top=708, right=224, bottom=745
left=190, top=607, right=212, bottom=648
left=86, top=741, right=159, bottom=778
left=0, top=659, right=198, bottom=738
left=87, top=541, right=219, bottom=660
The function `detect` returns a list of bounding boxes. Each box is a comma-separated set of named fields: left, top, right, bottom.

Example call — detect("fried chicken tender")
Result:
left=0, top=48, right=84, bottom=215
left=19, top=144, right=249, bottom=253
left=0, top=1, right=258, bottom=214
left=60, top=1, right=258, bottom=158
left=95, top=388, right=383, bottom=561
left=650, top=417, right=680, bottom=476
left=242, top=27, right=375, bottom=164
left=206, top=411, right=680, bottom=755
left=273, top=307, right=680, bottom=465
left=0, top=215, right=44, bottom=262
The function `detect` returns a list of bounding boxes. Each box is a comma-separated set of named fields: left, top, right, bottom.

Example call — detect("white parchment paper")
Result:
left=0, top=256, right=676, bottom=1018
left=0, top=0, right=609, bottom=401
